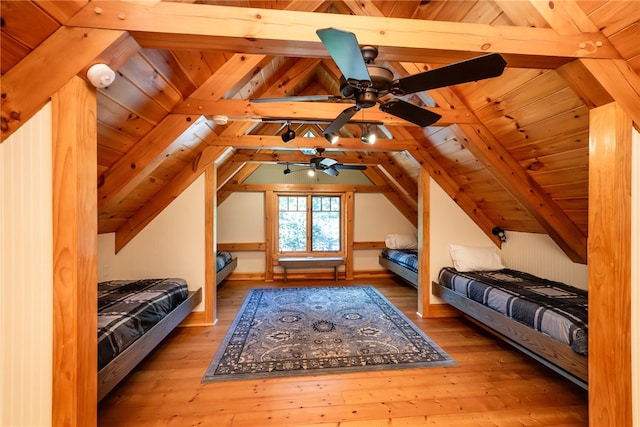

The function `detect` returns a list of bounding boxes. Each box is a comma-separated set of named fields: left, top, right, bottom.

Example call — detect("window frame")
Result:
left=274, top=192, right=346, bottom=258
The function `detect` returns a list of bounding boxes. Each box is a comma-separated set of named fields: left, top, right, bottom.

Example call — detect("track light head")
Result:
left=360, top=124, right=376, bottom=144
left=281, top=123, right=296, bottom=143
left=283, top=167, right=291, bottom=175
left=325, top=132, right=339, bottom=144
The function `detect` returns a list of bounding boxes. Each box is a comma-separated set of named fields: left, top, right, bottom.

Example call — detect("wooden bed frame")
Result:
left=216, top=257, right=237, bottom=286
left=98, top=287, right=203, bottom=401
left=378, top=255, right=418, bottom=288
left=432, top=281, right=588, bottom=390
left=379, top=253, right=587, bottom=390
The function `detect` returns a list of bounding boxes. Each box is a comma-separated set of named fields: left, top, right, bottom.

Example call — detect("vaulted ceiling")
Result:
left=2, top=0, right=640, bottom=262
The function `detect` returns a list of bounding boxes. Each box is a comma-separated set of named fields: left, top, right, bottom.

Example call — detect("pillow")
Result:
left=449, top=244, right=505, bottom=272
left=385, top=233, right=418, bottom=250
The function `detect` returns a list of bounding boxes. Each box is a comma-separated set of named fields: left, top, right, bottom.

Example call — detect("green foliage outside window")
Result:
left=278, top=195, right=341, bottom=253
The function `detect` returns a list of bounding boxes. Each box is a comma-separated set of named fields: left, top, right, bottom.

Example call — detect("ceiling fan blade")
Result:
left=335, top=164, right=367, bottom=170
left=251, top=95, right=343, bottom=103
left=380, top=99, right=442, bottom=127
left=316, top=28, right=371, bottom=88
left=323, top=105, right=360, bottom=135
left=394, top=53, right=507, bottom=94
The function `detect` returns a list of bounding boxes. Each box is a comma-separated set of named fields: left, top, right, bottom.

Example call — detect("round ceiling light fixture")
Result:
left=86, top=63, right=116, bottom=88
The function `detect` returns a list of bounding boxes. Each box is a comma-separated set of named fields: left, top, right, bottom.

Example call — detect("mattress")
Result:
left=438, top=267, right=588, bottom=355
left=216, top=250, right=234, bottom=272
left=98, top=278, right=189, bottom=370
left=381, top=248, right=418, bottom=273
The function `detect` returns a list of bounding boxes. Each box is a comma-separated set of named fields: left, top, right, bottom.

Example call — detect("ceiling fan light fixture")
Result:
left=307, top=169, right=316, bottom=177
left=281, top=123, right=296, bottom=143
left=324, top=166, right=339, bottom=177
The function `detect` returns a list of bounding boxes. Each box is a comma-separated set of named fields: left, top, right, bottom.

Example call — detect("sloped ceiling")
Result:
left=2, top=0, right=640, bottom=262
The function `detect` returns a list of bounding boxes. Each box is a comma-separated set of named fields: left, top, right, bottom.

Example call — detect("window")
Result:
left=278, top=194, right=342, bottom=254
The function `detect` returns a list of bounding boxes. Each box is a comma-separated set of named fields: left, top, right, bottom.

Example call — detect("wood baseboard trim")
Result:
left=181, top=311, right=212, bottom=327
left=422, top=303, right=460, bottom=318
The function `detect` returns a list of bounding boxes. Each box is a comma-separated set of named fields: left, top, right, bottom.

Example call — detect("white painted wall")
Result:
left=98, top=175, right=205, bottom=311
left=217, top=192, right=266, bottom=272
left=1, top=104, right=53, bottom=427
left=429, top=177, right=494, bottom=285
left=353, top=193, right=416, bottom=270
left=501, top=232, right=588, bottom=289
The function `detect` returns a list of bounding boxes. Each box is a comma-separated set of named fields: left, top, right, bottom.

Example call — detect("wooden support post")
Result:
left=51, top=76, right=97, bottom=427
left=417, top=168, right=430, bottom=317
left=265, top=190, right=274, bottom=282
left=346, top=191, right=355, bottom=280
left=588, top=102, right=633, bottom=427
left=205, top=163, right=217, bottom=324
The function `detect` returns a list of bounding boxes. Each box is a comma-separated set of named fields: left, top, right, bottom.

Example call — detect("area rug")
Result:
left=202, top=286, right=456, bottom=382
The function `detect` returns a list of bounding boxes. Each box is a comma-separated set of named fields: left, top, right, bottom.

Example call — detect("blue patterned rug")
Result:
left=202, top=286, right=456, bottom=382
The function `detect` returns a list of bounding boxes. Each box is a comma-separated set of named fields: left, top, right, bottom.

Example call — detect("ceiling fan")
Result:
left=252, top=28, right=507, bottom=137
left=279, top=148, right=367, bottom=177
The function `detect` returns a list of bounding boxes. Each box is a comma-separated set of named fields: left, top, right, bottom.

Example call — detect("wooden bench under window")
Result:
left=278, top=257, right=344, bottom=282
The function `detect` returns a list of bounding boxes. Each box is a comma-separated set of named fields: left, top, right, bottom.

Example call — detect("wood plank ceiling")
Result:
left=2, top=0, right=639, bottom=262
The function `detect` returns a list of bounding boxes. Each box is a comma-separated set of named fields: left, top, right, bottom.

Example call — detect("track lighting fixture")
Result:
left=360, top=124, right=376, bottom=144
left=283, top=164, right=292, bottom=175
left=325, top=132, right=339, bottom=144
left=281, top=122, right=296, bottom=143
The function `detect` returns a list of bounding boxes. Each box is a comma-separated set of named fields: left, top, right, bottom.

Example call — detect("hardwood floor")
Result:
left=98, top=278, right=588, bottom=426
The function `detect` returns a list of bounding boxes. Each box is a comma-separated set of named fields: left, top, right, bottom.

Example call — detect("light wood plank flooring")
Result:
left=98, top=278, right=588, bottom=426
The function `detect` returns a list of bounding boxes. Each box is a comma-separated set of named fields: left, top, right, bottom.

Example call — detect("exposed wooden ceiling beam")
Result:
left=171, top=100, right=474, bottom=126
left=206, top=134, right=419, bottom=151
left=65, top=2, right=619, bottom=68
left=229, top=150, right=379, bottom=165
left=114, top=144, right=228, bottom=253
left=98, top=114, right=201, bottom=211
left=371, top=152, right=419, bottom=201
left=521, top=0, right=640, bottom=130
left=526, top=0, right=600, bottom=34
left=558, top=59, right=640, bottom=131
left=1, top=27, right=127, bottom=141
left=408, top=144, right=503, bottom=248
left=450, top=124, right=587, bottom=263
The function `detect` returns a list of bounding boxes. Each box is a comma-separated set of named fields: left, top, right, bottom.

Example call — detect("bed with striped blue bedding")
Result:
left=381, top=248, right=419, bottom=273
left=438, top=267, right=588, bottom=355
left=98, top=278, right=189, bottom=370
left=216, top=250, right=234, bottom=272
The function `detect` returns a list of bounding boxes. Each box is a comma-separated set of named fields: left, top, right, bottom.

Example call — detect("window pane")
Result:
left=311, top=196, right=340, bottom=251
left=288, top=196, right=298, bottom=210
left=279, top=211, right=307, bottom=251
left=279, top=196, right=288, bottom=210
left=312, top=210, right=340, bottom=251
left=279, top=196, right=306, bottom=252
